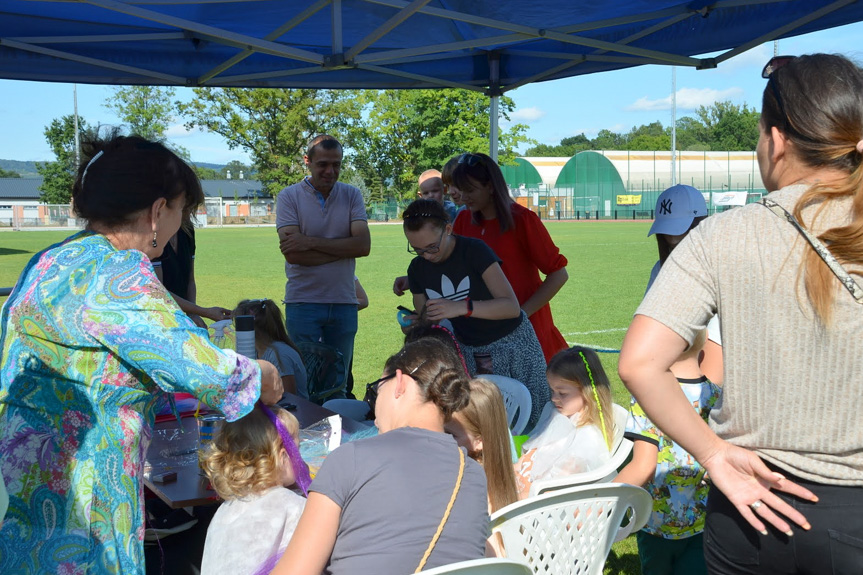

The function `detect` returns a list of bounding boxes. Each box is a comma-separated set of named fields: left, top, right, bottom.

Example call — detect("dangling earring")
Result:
left=152, top=232, right=158, bottom=248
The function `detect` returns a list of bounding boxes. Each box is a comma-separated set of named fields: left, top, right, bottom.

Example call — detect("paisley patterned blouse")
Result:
left=0, top=232, right=261, bottom=574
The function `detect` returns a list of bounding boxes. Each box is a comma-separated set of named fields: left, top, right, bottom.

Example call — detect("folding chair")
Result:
left=491, top=483, right=652, bottom=575
left=479, top=374, right=532, bottom=435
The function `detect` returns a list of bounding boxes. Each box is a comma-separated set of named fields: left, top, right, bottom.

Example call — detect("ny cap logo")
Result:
left=659, top=199, right=673, bottom=215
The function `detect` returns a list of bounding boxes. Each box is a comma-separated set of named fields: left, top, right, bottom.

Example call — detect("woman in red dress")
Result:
left=446, top=153, right=569, bottom=363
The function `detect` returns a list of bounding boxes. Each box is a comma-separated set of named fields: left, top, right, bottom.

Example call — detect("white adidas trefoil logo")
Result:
left=426, top=275, right=470, bottom=302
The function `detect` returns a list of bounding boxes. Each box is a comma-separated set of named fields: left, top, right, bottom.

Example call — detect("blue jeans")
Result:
left=284, top=303, right=358, bottom=395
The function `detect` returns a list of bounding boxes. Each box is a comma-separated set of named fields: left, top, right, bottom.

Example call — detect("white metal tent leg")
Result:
left=490, top=95, right=499, bottom=162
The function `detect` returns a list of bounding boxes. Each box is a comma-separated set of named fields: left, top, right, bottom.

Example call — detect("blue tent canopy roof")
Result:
left=1, top=1, right=862, bottom=91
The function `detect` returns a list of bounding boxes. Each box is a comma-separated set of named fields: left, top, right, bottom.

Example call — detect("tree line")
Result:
left=525, top=101, right=759, bottom=157
left=34, top=86, right=758, bottom=204
left=35, top=87, right=530, bottom=204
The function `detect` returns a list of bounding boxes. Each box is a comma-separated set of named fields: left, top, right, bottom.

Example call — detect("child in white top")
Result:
left=200, top=405, right=308, bottom=575
left=515, top=346, right=615, bottom=498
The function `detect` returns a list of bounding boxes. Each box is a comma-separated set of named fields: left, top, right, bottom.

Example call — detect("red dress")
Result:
left=453, top=203, right=568, bottom=363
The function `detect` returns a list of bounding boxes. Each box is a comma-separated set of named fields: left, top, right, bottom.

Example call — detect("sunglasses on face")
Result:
left=364, top=372, right=396, bottom=405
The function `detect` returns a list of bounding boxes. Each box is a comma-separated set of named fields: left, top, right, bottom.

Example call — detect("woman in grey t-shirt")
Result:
left=273, top=338, right=489, bottom=575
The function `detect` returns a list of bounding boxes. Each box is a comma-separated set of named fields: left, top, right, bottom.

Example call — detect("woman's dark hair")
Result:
left=384, top=338, right=470, bottom=421
left=404, top=320, right=469, bottom=375
left=761, top=53, right=863, bottom=324
left=72, top=133, right=204, bottom=227
left=402, top=199, right=449, bottom=232
left=450, top=152, right=515, bottom=233
left=656, top=215, right=707, bottom=265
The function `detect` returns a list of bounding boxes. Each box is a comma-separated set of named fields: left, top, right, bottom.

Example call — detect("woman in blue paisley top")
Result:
left=0, top=135, right=282, bottom=575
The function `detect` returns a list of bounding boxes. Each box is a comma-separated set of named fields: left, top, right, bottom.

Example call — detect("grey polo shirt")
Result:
left=276, top=179, right=367, bottom=304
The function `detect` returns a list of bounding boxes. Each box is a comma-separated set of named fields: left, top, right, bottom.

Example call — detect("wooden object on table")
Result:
left=144, top=393, right=371, bottom=509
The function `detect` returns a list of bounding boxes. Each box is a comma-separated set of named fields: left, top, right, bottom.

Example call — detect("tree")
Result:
left=177, top=88, right=361, bottom=197
left=193, top=165, right=221, bottom=179
left=36, top=115, right=92, bottom=204
left=695, top=101, right=760, bottom=151
left=349, top=89, right=531, bottom=200
left=221, top=160, right=253, bottom=179
left=105, top=86, right=176, bottom=141
left=0, top=168, right=20, bottom=178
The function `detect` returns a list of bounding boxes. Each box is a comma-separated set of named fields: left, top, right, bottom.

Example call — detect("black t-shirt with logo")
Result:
left=408, top=235, right=522, bottom=346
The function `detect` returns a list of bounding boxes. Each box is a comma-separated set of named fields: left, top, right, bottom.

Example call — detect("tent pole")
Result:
left=488, top=51, right=500, bottom=162
left=490, top=95, right=499, bottom=162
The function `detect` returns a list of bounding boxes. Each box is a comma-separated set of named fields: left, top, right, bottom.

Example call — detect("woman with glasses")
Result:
left=449, top=152, right=569, bottom=364
left=273, top=338, right=489, bottom=575
left=619, top=53, right=863, bottom=573
left=401, top=198, right=549, bottom=430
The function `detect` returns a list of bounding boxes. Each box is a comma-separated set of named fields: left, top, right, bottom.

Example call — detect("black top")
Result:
left=153, top=227, right=195, bottom=299
left=408, top=235, right=521, bottom=346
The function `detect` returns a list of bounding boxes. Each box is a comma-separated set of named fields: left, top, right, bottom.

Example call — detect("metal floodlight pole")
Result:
left=671, top=66, right=677, bottom=186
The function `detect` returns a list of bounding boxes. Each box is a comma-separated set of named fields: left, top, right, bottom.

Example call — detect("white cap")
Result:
left=648, top=184, right=708, bottom=236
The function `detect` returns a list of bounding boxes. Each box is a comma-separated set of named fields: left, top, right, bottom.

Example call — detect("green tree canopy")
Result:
left=525, top=101, right=759, bottom=156
left=350, top=89, right=531, bottom=200
left=0, top=168, right=20, bottom=178
left=105, top=86, right=176, bottom=141
left=36, top=115, right=92, bottom=204
left=177, top=88, right=361, bottom=197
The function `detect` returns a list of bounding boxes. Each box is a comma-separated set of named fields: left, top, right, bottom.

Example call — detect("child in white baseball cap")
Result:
left=646, top=184, right=708, bottom=291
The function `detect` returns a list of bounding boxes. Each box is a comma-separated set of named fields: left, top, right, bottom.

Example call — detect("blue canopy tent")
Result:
left=2, top=0, right=863, bottom=156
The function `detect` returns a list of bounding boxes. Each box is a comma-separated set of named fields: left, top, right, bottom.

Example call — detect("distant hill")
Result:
left=0, top=159, right=229, bottom=178
left=0, top=160, right=39, bottom=178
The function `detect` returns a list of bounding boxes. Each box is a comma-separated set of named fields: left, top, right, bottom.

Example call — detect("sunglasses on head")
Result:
left=458, top=153, right=483, bottom=167
left=761, top=55, right=795, bottom=79
left=762, top=55, right=796, bottom=132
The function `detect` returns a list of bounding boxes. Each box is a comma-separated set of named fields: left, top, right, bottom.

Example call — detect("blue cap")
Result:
left=648, top=184, right=708, bottom=236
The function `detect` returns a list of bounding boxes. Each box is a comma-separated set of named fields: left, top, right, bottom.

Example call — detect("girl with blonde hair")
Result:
left=200, top=405, right=308, bottom=575
left=515, top=346, right=615, bottom=499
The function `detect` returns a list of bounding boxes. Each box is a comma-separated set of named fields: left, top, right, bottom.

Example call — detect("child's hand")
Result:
left=425, top=298, right=468, bottom=321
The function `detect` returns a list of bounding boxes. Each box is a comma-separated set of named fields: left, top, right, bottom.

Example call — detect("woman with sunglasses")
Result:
left=401, top=199, right=549, bottom=430
left=273, top=338, right=489, bottom=575
left=619, top=53, right=863, bottom=573
left=449, top=152, right=569, bottom=364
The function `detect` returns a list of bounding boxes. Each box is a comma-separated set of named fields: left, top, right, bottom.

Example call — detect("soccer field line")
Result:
left=563, top=327, right=628, bottom=336
left=565, top=340, right=621, bottom=353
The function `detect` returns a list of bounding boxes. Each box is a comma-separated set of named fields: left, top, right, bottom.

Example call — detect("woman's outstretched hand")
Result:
left=256, top=360, right=283, bottom=405
left=701, top=441, right=818, bottom=536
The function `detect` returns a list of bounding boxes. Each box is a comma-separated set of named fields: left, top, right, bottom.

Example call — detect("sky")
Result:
left=1, top=20, right=863, bottom=165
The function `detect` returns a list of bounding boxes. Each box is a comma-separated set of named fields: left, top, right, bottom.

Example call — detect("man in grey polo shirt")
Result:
left=277, top=135, right=370, bottom=397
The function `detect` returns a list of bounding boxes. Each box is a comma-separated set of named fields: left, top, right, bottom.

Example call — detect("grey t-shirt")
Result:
left=312, top=427, right=489, bottom=575
left=261, top=341, right=308, bottom=400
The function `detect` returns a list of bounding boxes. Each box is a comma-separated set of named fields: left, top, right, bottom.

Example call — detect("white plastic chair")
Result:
left=414, top=558, right=532, bottom=575
left=490, top=483, right=652, bottom=575
left=528, top=404, right=633, bottom=496
left=479, top=374, right=532, bottom=435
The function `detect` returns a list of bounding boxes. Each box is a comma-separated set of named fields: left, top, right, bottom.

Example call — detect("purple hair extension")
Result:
left=258, top=402, right=312, bottom=496
left=431, top=324, right=469, bottom=375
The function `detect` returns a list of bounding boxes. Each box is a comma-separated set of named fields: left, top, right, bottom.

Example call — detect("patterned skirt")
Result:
left=461, top=312, right=549, bottom=430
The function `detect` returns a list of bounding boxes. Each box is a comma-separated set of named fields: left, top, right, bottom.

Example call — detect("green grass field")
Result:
left=0, top=221, right=657, bottom=573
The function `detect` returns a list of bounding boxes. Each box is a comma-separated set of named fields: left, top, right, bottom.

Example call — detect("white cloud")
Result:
left=164, top=122, right=200, bottom=139
left=626, top=86, right=744, bottom=112
left=510, top=106, right=546, bottom=122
